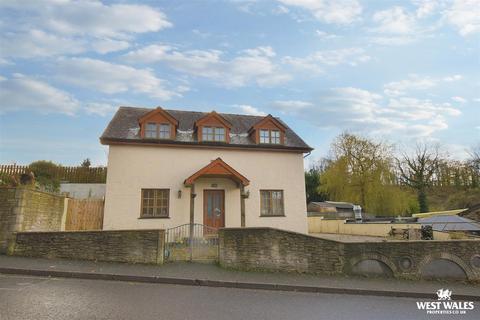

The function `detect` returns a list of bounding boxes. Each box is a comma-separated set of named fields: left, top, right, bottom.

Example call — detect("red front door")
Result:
left=203, top=190, right=225, bottom=229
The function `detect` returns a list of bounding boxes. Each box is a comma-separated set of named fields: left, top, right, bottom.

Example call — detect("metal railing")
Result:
left=164, top=223, right=219, bottom=262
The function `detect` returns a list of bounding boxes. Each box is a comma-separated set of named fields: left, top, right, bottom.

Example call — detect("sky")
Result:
left=0, top=0, right=479, bottom=167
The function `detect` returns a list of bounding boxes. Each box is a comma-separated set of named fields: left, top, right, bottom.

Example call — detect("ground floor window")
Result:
left=260, top=190, right=284, bottom=216
left=141, top=189, right=169, bottom=218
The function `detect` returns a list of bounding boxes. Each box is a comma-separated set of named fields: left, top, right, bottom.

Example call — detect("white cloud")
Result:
left=315, top=30, right=339, bottom=39
left=384, top=74, right=436, bottom=96
left=91, top=39, right=130, bottom=54
left=0, top=30, right=132, bottom=57
left=55, top=58, right=180, bottom=100
left=1, top=1, right=172, bottom=38
left=0, top=30, right=86, bottom=58
left=123, top=45, right=290, bottom=88
left=443, top=74, right=463, bottom=82
left=0, top=1, right=171, bottom=58
left=369, top=35, right=417, bottom=46
left=383, top=74, right=463, bottom=96
left=412, top=0, right=442, bottom=18
left=271, top=100, right=313, bottom=113
left=451, top=96, right=467, bottom=103
left=278, top=87, right=461, bottom=137
left=444, top=0, right=480, bottom=36
left=233, top=104, right=266, bottom=116
left=277, top=0, right=362, bottom=24
left=84, top=103, right=117, bottom=116
left=368, top=5, right=438, bottom=45
left=0, top=74, right=79, bottom=115
left=283, top=48, right=370, bottom=73
left=372, top=6, right=417, bottom=34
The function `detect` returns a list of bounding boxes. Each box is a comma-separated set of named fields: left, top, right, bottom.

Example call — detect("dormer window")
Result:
left=271, top=130, right=280, bottom=144
left=159, top=124, right=171, bottom=139
left=145, top=123, right=171, bottom=139
left=259, top=129, right=269, bottom=143
left=145, top=123, right=157, bottom=138
left=195, top=111, right=232, bottom=143
left=138, top=107, right=178, bottom=140
left=202, top=127, right=225, bottom=142
left=259, top=129, right=281, bottom=144
left=249, top=114, right=287, bottom=146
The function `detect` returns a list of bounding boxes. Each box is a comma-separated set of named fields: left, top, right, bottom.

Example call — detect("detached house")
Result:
left=100, top=107, right=312, bottom=234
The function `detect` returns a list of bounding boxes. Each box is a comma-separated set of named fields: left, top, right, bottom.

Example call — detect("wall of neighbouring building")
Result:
left=219, top=227, right=480, bottom=281
left=103, top=145, right=308, bottom=233
left=11, top=229, right=165, bottom=264
left=0, top=187, right=66, bottom=253
left=307, top=217, right=421, bottom=237
left=60, top=183, right=106, bottom=199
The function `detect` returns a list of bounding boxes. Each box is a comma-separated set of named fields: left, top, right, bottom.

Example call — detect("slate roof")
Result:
left=419, top=215, right=480, bottom=232
left=100, top=106, right=313, bottom=152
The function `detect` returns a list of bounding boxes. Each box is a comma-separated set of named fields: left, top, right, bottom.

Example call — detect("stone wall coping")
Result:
left=15, top=229, right=165, bottom=235
left=220, top=227, right=480, bottom=244
left=0, top=186, right=66, bottom=198
left=220, top=227, right=343, bottom=244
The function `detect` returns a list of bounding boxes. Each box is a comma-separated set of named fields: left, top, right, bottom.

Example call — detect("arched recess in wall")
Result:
left=349, top=254, right=396, bottom=278
left=419, top=253, right=473, bottom=280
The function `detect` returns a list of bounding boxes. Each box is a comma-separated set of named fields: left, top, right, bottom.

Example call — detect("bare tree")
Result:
left=467, top=143, right=480, bottom=188
left=397, top=144, right=440, bottom=213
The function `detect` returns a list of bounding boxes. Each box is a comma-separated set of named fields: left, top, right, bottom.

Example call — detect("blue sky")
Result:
left=0, top=0, right=479, bottom=166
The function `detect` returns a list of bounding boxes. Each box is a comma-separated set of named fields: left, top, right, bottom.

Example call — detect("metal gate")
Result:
left=164, top=223, right=219, bottom=262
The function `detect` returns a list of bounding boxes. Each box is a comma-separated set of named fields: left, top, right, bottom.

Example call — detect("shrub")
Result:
left=28, top=160, right=60, bottom=192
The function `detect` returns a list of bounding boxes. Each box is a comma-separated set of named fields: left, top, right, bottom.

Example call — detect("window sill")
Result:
left=138, top=216, right=170, bottom=219
left=259, top=215, right=286, bottom=217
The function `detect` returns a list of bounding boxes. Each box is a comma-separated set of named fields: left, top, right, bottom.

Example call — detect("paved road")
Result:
left=0, top=274, right=478, bottom=320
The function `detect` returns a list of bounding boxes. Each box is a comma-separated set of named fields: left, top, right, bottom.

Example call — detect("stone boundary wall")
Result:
left=0, top=187, right=65, bottom=253
left=11, top=230, right=165, bottom=264
left=219, top=227, right=480, bottom=281
left=219, top=228, right=344, bottom=274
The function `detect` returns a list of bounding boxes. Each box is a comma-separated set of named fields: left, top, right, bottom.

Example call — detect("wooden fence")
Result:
left=0, top=164, right=107, bottom=183
left=65, top=199, right=104, bottom=231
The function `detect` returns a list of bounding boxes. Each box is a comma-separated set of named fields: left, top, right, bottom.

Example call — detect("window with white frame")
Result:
left=271, top=130, right=280, bottom=144
left=202, top=127, right=225, bottom=142
left=159, top=124, right=171, bottom=139
left=144, top=123, right=171, bottom=139
left=145, top=123, right=157, bottom=138
left=259, top=129, right=281, bottom=144
left=259, top=129, right=269, bottom=143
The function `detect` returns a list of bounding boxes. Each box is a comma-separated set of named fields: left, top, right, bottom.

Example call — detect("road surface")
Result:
left=0, top=274, right=477, bottom=320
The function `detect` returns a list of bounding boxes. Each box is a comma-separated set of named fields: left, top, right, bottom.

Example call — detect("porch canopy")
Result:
left=184, top=158, right=249, bottom=187
left=184, top=158, right=249, bottom=227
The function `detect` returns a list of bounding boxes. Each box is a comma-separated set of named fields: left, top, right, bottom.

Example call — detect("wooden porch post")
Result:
left=189, top=184, right=196, bottom=261
left=189, top=184, right=196, bottom=225
left=240, top=185, right=246, bottom=227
